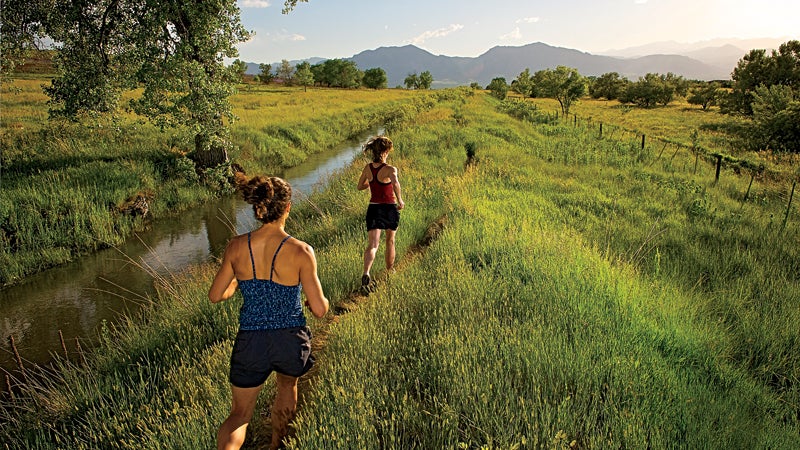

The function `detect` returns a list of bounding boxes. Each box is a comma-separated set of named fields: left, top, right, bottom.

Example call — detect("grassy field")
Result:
left=523, top=96, right=800, bottom=182
left=1, top=88, right=798, bottom=448
left=0, top=80, right=426, bottom=285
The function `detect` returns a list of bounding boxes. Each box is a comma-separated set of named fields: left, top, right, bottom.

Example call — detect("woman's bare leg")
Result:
left=270, top=374, right=299, bottom=450
left=384, top=229, right=397, bottom=271
left=363, top=229, right=382, bottom=276
left=217, top=385, right=262, bottom=450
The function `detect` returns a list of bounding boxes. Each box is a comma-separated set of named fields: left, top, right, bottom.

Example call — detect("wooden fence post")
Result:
left=641, top=134, right=646, bottom=150
left=783, top=180, right=796, bottom=230
left=714, top=154, right=722, bottom=183
left=599, top=122, right=603, bottom=138
left=742, top=171, right=756, bottom=203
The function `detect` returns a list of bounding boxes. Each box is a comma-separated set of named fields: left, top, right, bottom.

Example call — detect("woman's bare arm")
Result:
left=357, top=164, right=371, bottom=191
left=209, top=240, right=239, bottom=303
left=389, top=166, right=404, bottom=210
left=297, top=243, right=329, bottom=318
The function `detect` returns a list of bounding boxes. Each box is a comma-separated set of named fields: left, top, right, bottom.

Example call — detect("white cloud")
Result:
left=516, top=17, right=540, bottom=24
left=500, top=27, right=522, bottom=41
left=239, top=0, right=271, bottom=7
left=410, top=24, right=464, bottom=45
left=268, top=30, right=306, bottom=42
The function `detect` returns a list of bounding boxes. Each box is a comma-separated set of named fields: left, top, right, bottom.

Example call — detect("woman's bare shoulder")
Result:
left=225, top=233, right=248, bottom=251
left=287, top=238, right=315, bottom=259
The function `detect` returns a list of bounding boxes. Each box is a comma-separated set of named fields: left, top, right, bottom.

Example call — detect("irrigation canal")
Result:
left=0, top=129, right=381, bottom=374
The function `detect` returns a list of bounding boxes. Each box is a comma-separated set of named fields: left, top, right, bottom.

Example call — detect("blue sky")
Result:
left=235, top=0, right=800, bottom=63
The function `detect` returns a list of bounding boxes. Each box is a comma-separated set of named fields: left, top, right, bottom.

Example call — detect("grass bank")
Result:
left=2, top=88, right=797, bottom=448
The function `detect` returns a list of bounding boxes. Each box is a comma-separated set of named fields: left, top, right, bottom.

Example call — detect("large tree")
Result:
left=512, top=68, right=535, bottom=98
left=417, top=70, right=433, bottom=89
left=362, top=67, right=387, bottom=89
left=294, top=61, right=314, bottom=91
left=258, top=63, right=274, bottom=84
left=3, top=0, right=252, bottom=169
left=687, top=82, right=721, bottom=110
left=536, top=66, right=586, bottom=116
left=725, top=40, right=800, bottom=116
left=589, top=72, right=627, bottom=101
left=486, top=77, right=509, bottom=100
left=619, top=73, right=678, bottom=107
left=311, top=59, right=361, bottom=88
left=1, top=0, right=314, bottom=167
left=276, top=59, right=295, bottom=84
left=404, top=73, right=418, bottom=89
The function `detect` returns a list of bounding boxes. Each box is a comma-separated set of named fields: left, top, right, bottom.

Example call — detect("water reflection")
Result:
left=0, top=130, right=378, bottom=373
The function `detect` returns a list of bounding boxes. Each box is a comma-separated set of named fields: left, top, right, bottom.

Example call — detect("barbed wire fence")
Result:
left=541, top=106, right=799, bottom=232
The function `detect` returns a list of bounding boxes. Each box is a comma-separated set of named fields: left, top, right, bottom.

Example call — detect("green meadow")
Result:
left=1, top=87, right=798, bottom=448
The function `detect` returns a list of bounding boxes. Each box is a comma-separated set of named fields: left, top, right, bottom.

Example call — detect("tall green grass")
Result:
left=287, top=93, right=799, bottom=449
left=2, top=89, right=797, bottom=449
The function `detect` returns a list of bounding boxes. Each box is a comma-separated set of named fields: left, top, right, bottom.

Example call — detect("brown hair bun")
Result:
left=235, top=174, right=292, bottom=224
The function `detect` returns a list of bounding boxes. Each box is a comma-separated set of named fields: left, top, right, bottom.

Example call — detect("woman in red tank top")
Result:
left=357, top=135, right=405, bottom=294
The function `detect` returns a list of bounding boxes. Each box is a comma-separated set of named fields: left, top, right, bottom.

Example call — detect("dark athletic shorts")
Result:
left=229, top=326, right=314, bottom=388
left=366, top=203, right=400, bottom=231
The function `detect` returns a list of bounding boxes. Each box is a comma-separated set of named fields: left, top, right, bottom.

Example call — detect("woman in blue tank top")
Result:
left=209, top=173, right=329, bottom=450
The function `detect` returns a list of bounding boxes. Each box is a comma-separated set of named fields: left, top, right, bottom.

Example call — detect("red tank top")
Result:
left=368, top=163, right=395, bottom=204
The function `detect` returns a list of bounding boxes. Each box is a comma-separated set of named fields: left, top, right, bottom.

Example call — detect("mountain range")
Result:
left=246, top=38, right=793, bottom=88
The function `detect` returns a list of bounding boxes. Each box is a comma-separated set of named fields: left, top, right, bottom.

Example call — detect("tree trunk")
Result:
left=192, top=132, right=229, bottom=168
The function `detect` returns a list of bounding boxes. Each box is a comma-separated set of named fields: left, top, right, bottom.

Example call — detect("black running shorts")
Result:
left=365, top=203, right=400, bottom=231
left=229, top=326, right=314, bottom=388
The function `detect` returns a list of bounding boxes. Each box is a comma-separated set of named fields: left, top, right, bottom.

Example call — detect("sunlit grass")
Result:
left=2, top=89, right=798, bottom=449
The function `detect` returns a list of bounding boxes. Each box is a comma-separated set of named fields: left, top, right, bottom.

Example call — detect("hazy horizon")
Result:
left=235, top=0, right=799, bottom=63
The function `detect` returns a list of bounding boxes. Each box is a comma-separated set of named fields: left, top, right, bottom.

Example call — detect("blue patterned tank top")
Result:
left=237, top=233, right=305, bottom=330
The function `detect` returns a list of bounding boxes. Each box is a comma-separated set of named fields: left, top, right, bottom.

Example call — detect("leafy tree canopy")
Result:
left=535, top=66, right=586, bottom=116
left=512, top=68, right=535, bottom=98
left=294, top=61, right=314, bottom=91
left=590, top=72, right=627, bottom=101
left=2, top=0, right=252, bottom=169
left=363, top=67, right=388, bottom=89
left=311, top=59, right=361, bottom=88
left=486, top=77, right=509, bottom=100
left=687, top=82, right=721, bottom=110
left=418, top=71, right=433, bottom=89
left=725, top=40, right=800, bottom=115
left=618, top=72, right=684, bottom=108
left=258, top=63, right=274, bottom=84
left=404, top=73, right=418, bottom=89
left=277, top=59, right=295, bottom=84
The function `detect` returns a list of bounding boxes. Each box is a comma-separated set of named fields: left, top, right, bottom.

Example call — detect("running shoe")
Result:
left=360, top=274, right=372, bottom=295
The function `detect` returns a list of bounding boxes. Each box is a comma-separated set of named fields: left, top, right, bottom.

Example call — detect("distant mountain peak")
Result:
left=245, top=39, right=791, bottom=85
